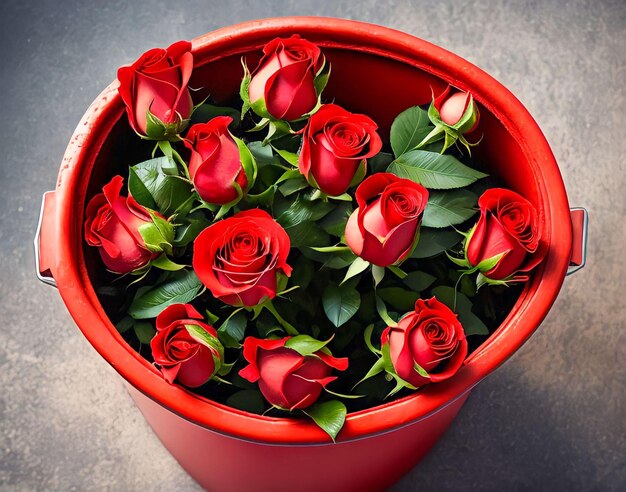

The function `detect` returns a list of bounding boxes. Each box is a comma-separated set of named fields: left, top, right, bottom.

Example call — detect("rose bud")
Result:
left=381, top=297, right=468, bottom=388
left=117, top=41, right=193, bottom=139
left=239, top=337, right=348, bottom=410
left=247, top=35, right=324, bottom=121
left=465, top=188, right=543, bottom=281
left=150, top=304, right=223, bottom=388
left=345, top=173, right=429, bottom=267
left=193, top=209, right=292, bottom=307
left=183, top=117, right=249, bottom=205
left=84, top=175, right=159, bottom=274
left=299, top=104, right=383, bottom=196
left=434, top=86, right=480, bottom=133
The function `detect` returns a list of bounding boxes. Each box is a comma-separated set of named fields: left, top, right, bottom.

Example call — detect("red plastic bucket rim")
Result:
left=50, top=17, right=572, bottom=444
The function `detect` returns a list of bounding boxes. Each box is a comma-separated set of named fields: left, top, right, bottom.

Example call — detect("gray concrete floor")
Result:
left=1, top=0, right=625, bottom=490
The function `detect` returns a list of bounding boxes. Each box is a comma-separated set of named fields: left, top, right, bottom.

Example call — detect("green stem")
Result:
left=264, top=301, right=299, bottom=336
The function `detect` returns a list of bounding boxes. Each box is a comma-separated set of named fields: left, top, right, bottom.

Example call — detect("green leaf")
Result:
left=318, top=202, right=353, bottom=237
left=341, top=257, right=370, bottom=285
left=291, top=257, right=315, bottom=290
left=129, top=157, right=193, bottom=216
left=431, top=286, right=489, bottom=336
left=133, top=321, right=155, bottom=344
left=377, top=287, right=420, bottom=311
left=273, top=147, right=299, bottom=167
left=247, top=141, right=281, bottom=168
left=285, top=335, right=331, bottom=356
left=387, top=150, right=487, bottom=189
left=368, top=152, right=394, bottom=173
left=226, top=390, right=265, bottom=414
left=402, top=271, right=437, bottom=292
left=128, top=167, right=157, bottom=210
left=303, top=400, right=346, bottom=442
left=322, top=284, right=361, bottom=328
left=151, top=254, right=186, bottom=271
left=218, top=310, right=248, bottom=348
left=422, top=189, right=478, bottom=228
left=173, top=212, right=211, bottom=247
left=128, top=270, right=203, bottom=319
left=286, top=220, right=330, bottom=248
left=390, top=106, right=434, bottom=158
left=190, top=103, right=241, bottom=127
left=115, top=316, right=134, bottom=334
left=278, top=177, right=309, bottom=197
left=411, top=227, right=462, bottom=258
left=276, top=195, right=335, bottom=229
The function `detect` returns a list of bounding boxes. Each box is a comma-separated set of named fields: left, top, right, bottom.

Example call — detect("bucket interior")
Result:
left=66, top=23, right=568, bottom=443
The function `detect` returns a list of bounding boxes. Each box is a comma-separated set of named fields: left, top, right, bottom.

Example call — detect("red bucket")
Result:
left=34, top=17, right=588, bottom=492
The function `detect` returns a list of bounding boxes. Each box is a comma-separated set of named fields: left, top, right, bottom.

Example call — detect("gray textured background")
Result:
left=2, top=0, right=625, bottom=490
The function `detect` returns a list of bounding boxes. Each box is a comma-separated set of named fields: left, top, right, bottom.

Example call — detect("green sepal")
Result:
left=476, top=272, right=511, bottom=290
left=352, top=356, right=386, bottom=389
left=446, top=251, right=472, bottom=268
left=144, top=106, right=188, bottom=142
left=387, top=265, right=408, bottom=279
left=138, top=212, right=175, bottom=256
left=363, top=323, right=382, bottom=356
left=372, top=265, right=385, bottom=288
left=233, top=134, right=258, bottom=190
left=340, top=257, right=370, bottom=285
left=184, top=323, right=225, bottom=376
left=263, top=120, right=293, bottom=146
left=239, top=57, right=252, bottom=118
left=151, top=254, right=186, bottom=271
left=272, top=147, right=299, bottom=167
left=284, top=334, right=332, bottom=357
left=375, top=296, right=397, bottom=327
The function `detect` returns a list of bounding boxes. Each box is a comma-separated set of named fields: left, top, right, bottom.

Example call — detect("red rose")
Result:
left=345, top=173, right=428, bottom=267
left=298, top=104, right=383, bottom=197
left=117, top=41, right=193, bottom=138
left=381, top=297, right=467, bottom=388
left=192, top=209, right=292, bottom=307
left=150, top=304, right=222, bottom=388
left=84, top=175, right=158, bottom=274
left=466, top=188, right=543, bottom=281
left=434, top=85, right=480, bottom=132
left=248, top=35, right=323, bottom=121
left=239, top=337, right=348, bottom=410
left=183, top=117, right=248, bottom=205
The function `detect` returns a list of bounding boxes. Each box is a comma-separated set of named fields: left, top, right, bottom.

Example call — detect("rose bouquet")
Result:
left=88, top=36, right=545, bottom=440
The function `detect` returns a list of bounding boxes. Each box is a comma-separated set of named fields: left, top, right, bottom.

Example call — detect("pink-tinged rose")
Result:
left=299, top=104, right=383, bottom=196
left=150, top=304, right=222, bottom=388
left=434, top=85, right=480, bottom=132
left=183, top=116, right=248, bottom=205
left=381, top=297, right=468, bottom=388
left=117, top=40, right=193, bottom=138
left=248, top=35, right=323, bottom=121
left=239, top=337, right=348, bottom=410
left=84, top=175, right=159, bottom=274
left=466, top=188, right=544, bottom=281
left=192, top=209, right=292, bottom=307
left=345, top=173, right=428, bottom=267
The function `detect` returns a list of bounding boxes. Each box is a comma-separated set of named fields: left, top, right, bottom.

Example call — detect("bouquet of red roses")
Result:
left=86, top=36, right=544, bottom=440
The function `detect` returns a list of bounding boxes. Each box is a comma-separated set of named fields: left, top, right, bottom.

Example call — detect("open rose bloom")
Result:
left=83, top=34, right=546, bottom=440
